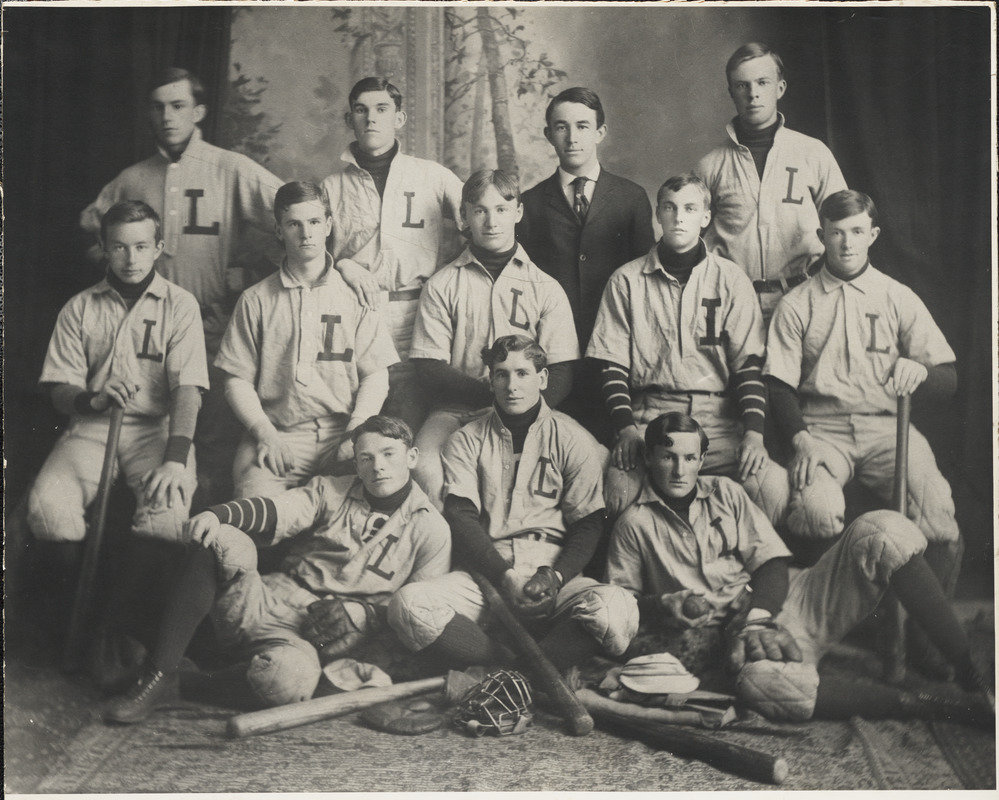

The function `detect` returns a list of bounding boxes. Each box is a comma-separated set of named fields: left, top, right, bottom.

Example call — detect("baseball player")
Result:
left=765, top=190, right=962, bottom=613
left=320, top=76, right=465, bottom=433
left=694, top=43, right=848, bottom=325
left=104, top=415, right=451, bottom=722
left=215, top=181, right=399, bottom=498
left=518, top=87, right=655, bottom=442
left=27, top=200, right=208, bottom=634
left=586, top=174, right=788, bottom=523
left=606, top=413, right=993, bottom=725
left=390, top=335, right=638, bottom=673
left=79, top=67, right=286, bottom=505
left=409, top=169, right=580, bottom=507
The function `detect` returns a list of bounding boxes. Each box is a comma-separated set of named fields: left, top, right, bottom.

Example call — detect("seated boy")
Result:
left=389, top=335, right=638, bottom=674
left=103, top=415, right=451, bottom=722
left=765, top=190, right=962, bottom=596
left=587, top=174, right=788, bottom=521
left=321, top=77, right=464, bottom=433
left=409, top=169, right=580, bottom=507
left=216, top=181, right=399, bottom=497
left=28, top=200, right=208, bottom=629
left=606, top=413, right=992, bottom=726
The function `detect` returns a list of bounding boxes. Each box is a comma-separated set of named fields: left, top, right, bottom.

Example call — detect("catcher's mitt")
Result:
left=453, top=669, right=534, bottom=736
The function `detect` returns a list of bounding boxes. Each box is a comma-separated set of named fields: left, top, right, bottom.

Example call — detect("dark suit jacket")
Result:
left=517, top=168, right=655, bottom=349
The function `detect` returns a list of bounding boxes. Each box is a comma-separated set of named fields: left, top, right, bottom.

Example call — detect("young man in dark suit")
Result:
left=518, top=87, right=655, bottom=444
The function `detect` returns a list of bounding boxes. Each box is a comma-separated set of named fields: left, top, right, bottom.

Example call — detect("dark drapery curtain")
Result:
left=818, top=8, right=994, bottom=570
left=3, top=7, right=232, bottom=503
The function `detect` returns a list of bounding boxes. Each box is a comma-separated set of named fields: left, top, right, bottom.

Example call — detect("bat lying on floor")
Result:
left=575, top=688, right=789, bottom=785
left=227, top=676, right=447, bottom=738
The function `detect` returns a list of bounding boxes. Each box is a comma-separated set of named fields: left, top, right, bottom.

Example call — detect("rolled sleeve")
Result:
left=441, top=427, right=483, bottom=512
left=763, top=299, right=805, bottom=387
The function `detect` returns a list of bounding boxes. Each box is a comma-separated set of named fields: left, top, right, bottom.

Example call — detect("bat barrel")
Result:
left=588, top=703, right=788, bottom=785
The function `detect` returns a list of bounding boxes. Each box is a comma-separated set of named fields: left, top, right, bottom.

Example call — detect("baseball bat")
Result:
left=63, top=404, right=125, bottom=672
left=892, top=394, right=911, bottom=514
left=473, top=571, right=595, bottom=736
left=882, top=393, right=912, bottom=684
left=227, top=676, right=446, bottom=738
left=576, top=689, right=789, bottom=785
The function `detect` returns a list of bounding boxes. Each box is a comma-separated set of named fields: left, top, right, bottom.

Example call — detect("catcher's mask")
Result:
left=453, top=669, right=534, bottom=736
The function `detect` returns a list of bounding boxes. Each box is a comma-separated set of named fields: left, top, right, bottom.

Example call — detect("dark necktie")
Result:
left=572, top=176, right=589, bottom=221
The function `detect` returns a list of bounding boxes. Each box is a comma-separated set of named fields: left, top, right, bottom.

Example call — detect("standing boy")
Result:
left=694, top=43, right=847, bottom=324
left=519, top=87, right=655, bottom=440
left=587, top=174, right=788, bottom=521
left=765, top=190, right=962, bottom=599
left=606, top=413, right=991, bottom=726
left=321, top=77, right=465, bottom=432
left=215, top=182, right=399, bottom=497
left=29, top=201, right=208, bottom=633
left=408, top=169, right=580, bottom=506
left=104, top=416, right=451, bottom=721
left=390, top=336, right=638, bottom=673
left=79, top=68, right=285, bottom=503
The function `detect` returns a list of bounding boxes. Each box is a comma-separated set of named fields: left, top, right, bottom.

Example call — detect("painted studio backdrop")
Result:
left=3, top=4, right=994, bottom=578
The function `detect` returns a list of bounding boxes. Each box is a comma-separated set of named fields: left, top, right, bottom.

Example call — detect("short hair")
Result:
left=462, top=168, right=520, bottom=207
left=545, top=86, right=605, bottom=129
left=725, top=43, right=785, bottom=83
left=481, top=334, right=547, bottom=373
left=645, top=412, right=710, bottom=455
left=350, top=414, right=414, bottom=449
left=148, top=67, right=206, bottom=106
left=100, top=200, right=162, bottom=244
left=819, top=190, right=879, bottom=227
left=273, top=181, right=331, bottom=223
left=656, top=173, right=711, bottom=209
left=348, top=77, right=403, bottom=111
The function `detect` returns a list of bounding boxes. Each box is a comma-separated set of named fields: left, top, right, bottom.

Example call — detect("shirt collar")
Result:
left=641, top=241, right=708, bottom=279
left=346, top=475, right=437, bottom=521
left=341, top=140, right=403, bottom=169
left=490, top=397, right=553, bottom=433
left=634, top=476, right=713, bottom=509
left=96, top=270, right=169, bottom=300
left=278, top=251, right=336, bottom=289
left=725, top=112, right=786, bottom=146
left=818, top=259, right=882, bottom=294
left=156, top=126, right=204, bottom=162
left=558, top=162, right=601, bottom=191
left=457, top=242, right=530, bottom=273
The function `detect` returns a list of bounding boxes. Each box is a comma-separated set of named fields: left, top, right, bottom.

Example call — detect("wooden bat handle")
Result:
left=473, top=571, right=594, bottom=736
left=63, top=404, right=125, bottom=672
left=892, top=394, right=911, bottom=514
left=227, top=676, right=446, bottom=738
left=577, top=689, right=788, bottom=785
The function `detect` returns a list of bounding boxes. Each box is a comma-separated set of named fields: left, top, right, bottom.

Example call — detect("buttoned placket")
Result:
left=163, top=160, right=183, bottom=256
left=296, top=284, right=315, bottom=387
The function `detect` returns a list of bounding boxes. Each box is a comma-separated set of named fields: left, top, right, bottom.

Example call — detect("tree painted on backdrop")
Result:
left=444, top=8, right=568, bottom=183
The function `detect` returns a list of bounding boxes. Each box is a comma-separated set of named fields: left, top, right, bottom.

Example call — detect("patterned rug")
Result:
left=32, top=696, right=992, bottom=793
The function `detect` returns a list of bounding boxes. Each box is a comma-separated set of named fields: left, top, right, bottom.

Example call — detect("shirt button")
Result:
left=169, top=186, right=178, bottom=193
left=579, top=254, right=587, bottom=261
left=169, top=210, right=177, bottom=216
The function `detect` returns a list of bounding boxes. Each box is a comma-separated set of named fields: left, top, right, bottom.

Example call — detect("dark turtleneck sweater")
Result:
left=734, top=117, right=780, bottom=179
left=657, top=239, right=707, bottom=286
left=108, top=268, right=156, bottom=309
left=352, top=140, right=399, bottom=198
